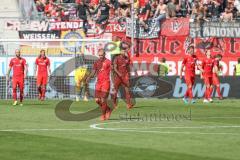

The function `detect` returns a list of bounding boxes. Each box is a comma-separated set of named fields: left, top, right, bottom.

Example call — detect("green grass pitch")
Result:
left=0, top=99, right=240, bottom=160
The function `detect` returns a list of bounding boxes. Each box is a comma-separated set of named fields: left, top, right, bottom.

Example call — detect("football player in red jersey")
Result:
left=201, top=49, right=215, bottom=103
left=211, top=54, right=223, bottom=100
left=180, top=46, right=198, bottom=104
left=6, top=49, right=28, bottom=106
left=35, top=49, right=51, bottom=101
left=86, top=49, right=112, bottom=121
left=112, top=45, right=133, bottom=110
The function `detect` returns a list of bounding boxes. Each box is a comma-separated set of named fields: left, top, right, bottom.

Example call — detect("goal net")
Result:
left=0, top=38, right=112, bottom=100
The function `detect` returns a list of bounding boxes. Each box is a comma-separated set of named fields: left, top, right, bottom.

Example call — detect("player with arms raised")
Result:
left=86, top=49, right=112, bottom=121
left=35, top=49, right=51, bottom=101
left=112, top=43, right=133, bottom=110
left=6, top=49, right=28, bottom=106
left=180, top=46, right=198, bottom=104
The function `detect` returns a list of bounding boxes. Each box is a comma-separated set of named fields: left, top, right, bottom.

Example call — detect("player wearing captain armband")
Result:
left=74, top=65, right=90, bottom=102
left=158, top=57, right=169, bottom=76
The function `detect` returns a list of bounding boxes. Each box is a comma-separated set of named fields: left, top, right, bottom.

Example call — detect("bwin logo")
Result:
left=173, top=78, right=230, bottom=98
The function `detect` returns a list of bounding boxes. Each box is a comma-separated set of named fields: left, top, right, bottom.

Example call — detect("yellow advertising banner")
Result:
left=60, top=30, right=86, bottom=54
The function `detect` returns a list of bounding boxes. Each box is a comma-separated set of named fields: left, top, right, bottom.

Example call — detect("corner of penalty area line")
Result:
left=55, top=100, right=101, bottom=121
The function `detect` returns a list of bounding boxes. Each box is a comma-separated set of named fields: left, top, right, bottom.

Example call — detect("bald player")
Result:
left=86, top=49, right=112, bottom=121
left=6, top=49, right=28, bottom=106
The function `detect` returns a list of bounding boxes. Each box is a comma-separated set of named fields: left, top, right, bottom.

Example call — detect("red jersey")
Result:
left=44, top=4, right=54, bottom=13
left=182, top=55, right=198, bottom=77
left=213, top=59, right=222, bottom=76
left=113, top=55, right=130, bottom=76
left=93, top=58, right=111, bottom=82
left=36, top=57, right=50, bottom=76
left=213, top=59, right=221, bottom=70
left=202, top=57, right=214, bottom=77
left=90, top=0, right=99, bottom=5
left=9, top=57, right=26, bottom=77
left=139, top=0, right=146, bottom=7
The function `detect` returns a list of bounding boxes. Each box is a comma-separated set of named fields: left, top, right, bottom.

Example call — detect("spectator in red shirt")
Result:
left=45, top=0, right=55, bottom=16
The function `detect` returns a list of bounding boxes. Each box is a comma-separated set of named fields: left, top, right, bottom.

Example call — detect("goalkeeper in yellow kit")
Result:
left=75, top=66, right=90, bottom=101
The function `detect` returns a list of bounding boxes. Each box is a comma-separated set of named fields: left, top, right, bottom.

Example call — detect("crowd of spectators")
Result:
left=34, top=0, right=240, bottom=32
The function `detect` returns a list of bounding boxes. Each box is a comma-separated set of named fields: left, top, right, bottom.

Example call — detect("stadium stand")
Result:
left=33, top=0, right=240, bottom=22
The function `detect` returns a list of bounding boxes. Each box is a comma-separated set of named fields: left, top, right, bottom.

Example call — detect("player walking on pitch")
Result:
left=112, top=45, right=133, bottom=110
left=180, top=46, right=198, bottom=104
left=86, top=49, right=112, bottom=121
left=35, top=49, right=51, bottom=101
left=200, top=50, right=214, bottom=103
left=6, top=49, right=28, bottom=106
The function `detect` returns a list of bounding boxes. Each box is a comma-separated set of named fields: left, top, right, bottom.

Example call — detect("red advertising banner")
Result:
left=131, top=36, right=240, bottom=58
left=49, top=20, right=126, bottom=33
left=160, top=18, right=190, bottom=37
left=112, top=32, right=240, bottom=76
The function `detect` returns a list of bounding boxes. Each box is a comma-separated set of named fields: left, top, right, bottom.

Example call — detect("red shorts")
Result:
left=139, top=14, right=146, bottom=20
left=212, top=74, right=220, bottom=86
left=184, top=76, right=195, bottom=86
left=95, top=81, right=110, bottom=98
left=204, top=76, right=213, bottom=85
left=37, top=75, right=48, bottom=86
left=114, top=74, right=130, bottom=89
left=90, top=0, right=99, bottom=6
left=12, top=77, right=24, bottom=90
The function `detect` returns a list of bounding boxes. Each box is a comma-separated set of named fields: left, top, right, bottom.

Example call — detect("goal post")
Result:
left=0, top=38, right=112, bottom=100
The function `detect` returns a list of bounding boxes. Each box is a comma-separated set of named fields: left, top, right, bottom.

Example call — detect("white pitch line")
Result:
left=90, top=122, right=240, bottom=135
left=193, top=117, right=240, bottom=119
left=92, top=125, right=240, bottom=130
left=0, top=128, right=93, bottom=132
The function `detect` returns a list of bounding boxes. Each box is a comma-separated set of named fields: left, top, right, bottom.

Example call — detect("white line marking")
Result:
left=90, top=121, right=240, bottom=135
left=0, top=128, right=92, bottom=132
left=193, top=117, right=240, bottom=119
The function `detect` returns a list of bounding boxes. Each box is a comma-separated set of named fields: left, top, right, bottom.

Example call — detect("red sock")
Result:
left=20, top=89, right=24, bottom=102
left=188, top=87, right=193, bottom=99
left=13, top=88, right=17, bottom=101
left=101, top=102, right=109, bottom=115
left=209, top=87, right=213, bottom=98
left=38, top=87, right=42, bottom=97
left=184, top=89, right=189, bottom=98
left=204, top=87, right=209, bottom=99
left=41, top=87, right=46, bottom=98
left=216, top=86, right=222, bottom=97
left=125, top=89, right=131, bottom=106
left=112, top=91, right=117, bottom=106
